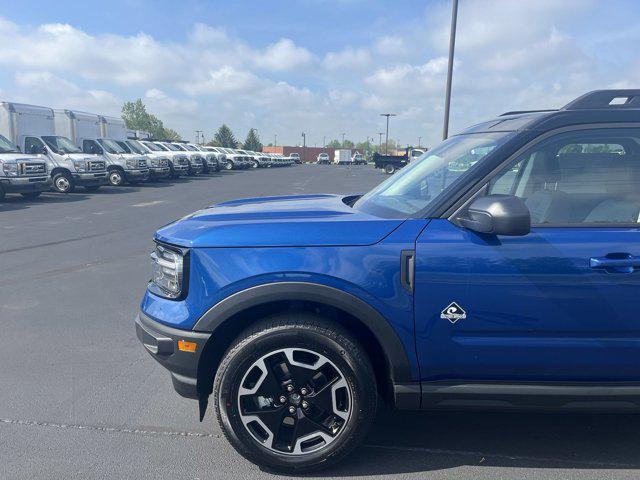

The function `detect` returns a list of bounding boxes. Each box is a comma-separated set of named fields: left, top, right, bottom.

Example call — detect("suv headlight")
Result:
left=150, top=158, right=160, bottom=168
left=2, top=162, right=18, bottom=176
left=149, top=243, right=187, bottom=299
left=73, top=160, right=87, bottom=172
left=126, top=159, right=137, bottom=169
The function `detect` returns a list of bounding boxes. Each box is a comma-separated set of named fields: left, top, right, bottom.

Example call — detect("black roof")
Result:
left=458, top=90, right=640, bottom=136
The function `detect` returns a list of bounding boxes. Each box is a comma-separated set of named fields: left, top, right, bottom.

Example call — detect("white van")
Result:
left=0, top=102, right=107, bottom=193
left=0, top=133, right=50, bottom=200
left=54, top=110, right=149, bottom=186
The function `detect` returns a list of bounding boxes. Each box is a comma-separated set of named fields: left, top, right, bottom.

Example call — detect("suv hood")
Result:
left=155, top=194, right=403, bottom=248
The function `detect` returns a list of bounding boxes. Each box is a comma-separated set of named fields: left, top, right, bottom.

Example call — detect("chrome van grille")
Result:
left=20, top=162, right=47, bottom=176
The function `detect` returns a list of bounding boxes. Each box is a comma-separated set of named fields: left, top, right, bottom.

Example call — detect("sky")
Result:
left=0, top=0, right=639, bottom=147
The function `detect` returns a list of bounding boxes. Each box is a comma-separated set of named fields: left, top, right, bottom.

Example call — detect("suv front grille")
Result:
left=138, top=159, right=147, bottom=168
left=20, top=162, right=47, bottom=176
left=178, top=156, right=189, bottom=166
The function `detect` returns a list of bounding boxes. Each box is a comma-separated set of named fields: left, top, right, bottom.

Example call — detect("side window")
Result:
left=25, top=136, right=45, bottom=155
left=83, top=139, right=101, bottom=154
left=488, top=128, right=640, bottom=225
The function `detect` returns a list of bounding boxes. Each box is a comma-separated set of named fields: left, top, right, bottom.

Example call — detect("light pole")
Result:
left=274, top=134, right=277, bottom=147
left=323, top=135, right=326, bottom=148
left=195, top=130, right=202, bottom=144
left=380, top=114, right=396, bottom=155
left=418, top=136, right=422, bottom=148
left=443, top=0, right=459, bottom=140
left=378, top=132, right=384, bottom=151
left=302, top=132, right=306, bottom=162
left=341, top=132, right=346, bottom=146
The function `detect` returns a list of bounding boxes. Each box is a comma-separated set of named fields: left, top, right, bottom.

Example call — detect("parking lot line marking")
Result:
left=0, top=418, right=219, bottom=440
left=132, top=200, right=165, bottom=207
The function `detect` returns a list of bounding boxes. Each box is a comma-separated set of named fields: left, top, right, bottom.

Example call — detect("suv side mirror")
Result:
left=457, top=194, right=531, bottom=236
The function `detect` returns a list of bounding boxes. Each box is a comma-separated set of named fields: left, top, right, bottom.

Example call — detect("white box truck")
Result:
left=0, top=102, right=107, bottom=193
left=0, top=131, right=50, bottom=200
left=54, top=110, right=149, bottom=186
left=334, top=149, right=352, bottom=165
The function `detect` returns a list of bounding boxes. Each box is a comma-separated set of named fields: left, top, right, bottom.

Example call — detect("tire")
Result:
left=52, top=172, right=75, bottom=193
left=225, top=161, right=234, bottom=171
left=108, top=169, right=125, bottom=186
left=20, top=192, right=42, bottom=199
left=84, top=185, right=101, bottom=191
left=214, top=313, right=377, bottom=473
left=384, top=164, right=396, bottom=174
left=251, top=160, right=259, bottom=169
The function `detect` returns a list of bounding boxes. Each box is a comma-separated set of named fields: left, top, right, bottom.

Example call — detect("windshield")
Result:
left=354, top=132, right=514, bottom=218
left=142, top=141, right=163, bottom=152
left=116, top=141, right=132, bottom=153
left=127, top=140, right=147, bottom=153
left=184, top=145, right=197, bottom=151
left=0, top=135, right=20, bottom=153
left=171, top=144, right=186, bottom=151
left=162, top=143, right=181, bottom=151
left=42, top=136, right=82, bottom=154
left=97, top=138, right=126, bottom=154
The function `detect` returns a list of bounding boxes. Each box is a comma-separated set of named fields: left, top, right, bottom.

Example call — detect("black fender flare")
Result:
left=193, top=281, right=413, bottom=383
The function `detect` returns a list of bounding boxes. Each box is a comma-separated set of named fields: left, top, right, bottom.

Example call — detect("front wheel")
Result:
left=52, top=172, right=75, bottom=193
left=214, top=313, right=377, bottom=473
left=225, top=161, right=234, bottom=170
left=108, top=169, right=125, bottom=186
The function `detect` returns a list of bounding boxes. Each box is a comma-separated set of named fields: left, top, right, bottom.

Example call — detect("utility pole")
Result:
left=302, top=132, right=306, bottom=162
left=341, top=132, right=346, bottom=146
left=274, top=134, right=277, bottom=147
left=378, top=132, right=384, bottom=151
left=443, top=0, right=459, bottom=140
left=195, top=130, right=202, bottom=145
left=418, top=136, right=422, bottom=148
left=380, top=114, right=396, bottom=155
left=323, top=135, right=326, bottom=148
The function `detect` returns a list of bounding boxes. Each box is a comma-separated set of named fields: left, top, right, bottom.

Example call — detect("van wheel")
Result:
left=251, top=160, right=259, bottom=169
left=108, top=169, right=125, bottom=186
left=225, top=161, right=234, bottom=170
left=20, top=192, right=41, bottom=199
left=384, top=164, right=396, bottom=174
left=214, top=313, right=377, bottom=473
left=53, top=172, right=75, bottom=193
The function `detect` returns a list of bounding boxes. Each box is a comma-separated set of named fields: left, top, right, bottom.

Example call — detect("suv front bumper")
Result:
left=149, top=167, right=171, bottom=178
left=135, top=311, right=211, bottom=399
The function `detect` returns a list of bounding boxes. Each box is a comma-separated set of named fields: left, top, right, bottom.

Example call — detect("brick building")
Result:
left=263, top=145, right=360, bottom=163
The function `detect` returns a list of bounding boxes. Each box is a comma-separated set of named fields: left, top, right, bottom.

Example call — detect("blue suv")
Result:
left=136, top=90, right=640, bottom=472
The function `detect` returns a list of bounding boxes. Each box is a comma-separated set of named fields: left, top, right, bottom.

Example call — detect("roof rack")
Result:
left=562, top=89, right=640, bottom=110
left=499, top=109, right=557, bottom=117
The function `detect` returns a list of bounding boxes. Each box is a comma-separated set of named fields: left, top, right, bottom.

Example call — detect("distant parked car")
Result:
left=316, top=152, right=330, bottom=164
left=290, top=152, right=301, bottom=164
left=351, top=152, right=366, bottom=165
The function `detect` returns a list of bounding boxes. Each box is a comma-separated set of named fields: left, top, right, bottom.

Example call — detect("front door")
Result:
left=415, top=127, right=640, bottom=384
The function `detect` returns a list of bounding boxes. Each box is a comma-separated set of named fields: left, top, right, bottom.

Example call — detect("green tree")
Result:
left=163, top=128, right=182, bottom=141
left=213, top=124, right=238, bottom=148
left=242, top=128, right=262, bottom=151
left=326, top=139, right=341, bottom=148
left=341, top=139, right=355, bottom=149
left=121, top=99, right=180, bottom=140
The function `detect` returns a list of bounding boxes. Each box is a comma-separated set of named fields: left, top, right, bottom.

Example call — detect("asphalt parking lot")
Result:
left=1, top=164, right=640, bottom=480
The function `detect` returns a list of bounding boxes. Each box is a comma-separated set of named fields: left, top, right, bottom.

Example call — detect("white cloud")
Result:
left=323, top=47, right=371, bottom=70
left=374, top=36, right=406, bottom=56
left=253, top=39, right=313, bottom=71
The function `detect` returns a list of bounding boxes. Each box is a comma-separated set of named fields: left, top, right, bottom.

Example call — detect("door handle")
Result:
left=590, top=254, right=640, bottom=274
left=400, top=250, right=415, bottom=293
